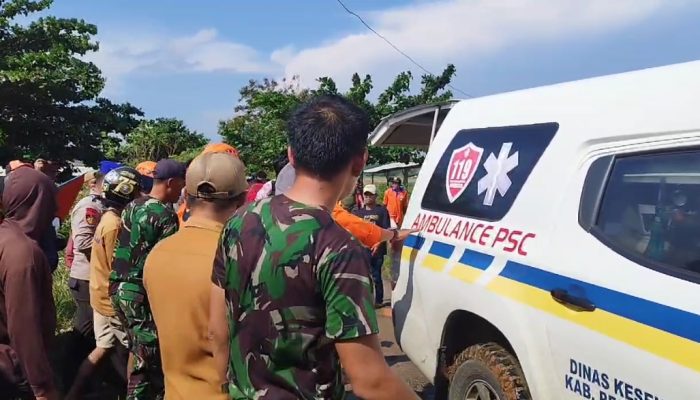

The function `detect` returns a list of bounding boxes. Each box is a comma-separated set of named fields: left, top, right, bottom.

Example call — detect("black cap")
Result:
left=153, top=159, right=186, bottom=180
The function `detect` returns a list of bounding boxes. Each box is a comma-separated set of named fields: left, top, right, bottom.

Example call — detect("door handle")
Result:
left=550, top=289, right=596, bottom=312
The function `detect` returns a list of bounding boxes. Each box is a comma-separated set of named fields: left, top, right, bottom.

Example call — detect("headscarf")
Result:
left=2, top=166, right=57, bottom=242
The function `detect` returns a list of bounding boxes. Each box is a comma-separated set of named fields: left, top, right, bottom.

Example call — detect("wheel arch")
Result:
left=434, top=309, right=521, bottom=398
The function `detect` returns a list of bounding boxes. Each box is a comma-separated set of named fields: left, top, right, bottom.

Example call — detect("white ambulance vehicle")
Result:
left=371, top=61, right=700, bottom=400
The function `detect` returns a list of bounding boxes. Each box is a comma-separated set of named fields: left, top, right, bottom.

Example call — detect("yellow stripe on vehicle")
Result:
left=449, top=263, right=483, bottom=283
left=422, top=253, right=450, bottom=272
left=488, top=275, right=700, bottom=373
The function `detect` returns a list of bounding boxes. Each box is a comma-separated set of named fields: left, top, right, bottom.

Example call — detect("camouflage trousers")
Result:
left=111, top=282, right=164, bottom=400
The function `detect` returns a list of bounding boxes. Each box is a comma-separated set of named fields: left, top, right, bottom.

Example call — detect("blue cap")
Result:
left=153, top=159, right=186, bottom=180
left=100, top=161, right=122, bottom=175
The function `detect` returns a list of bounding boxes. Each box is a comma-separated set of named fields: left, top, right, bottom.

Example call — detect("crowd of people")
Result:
left=0, top=95, right=418, bottom=400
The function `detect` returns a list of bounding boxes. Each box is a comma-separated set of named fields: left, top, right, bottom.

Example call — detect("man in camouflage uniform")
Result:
left=110, top=159, right=186, bottom=400
left=209, top=96, right=417, bottom=400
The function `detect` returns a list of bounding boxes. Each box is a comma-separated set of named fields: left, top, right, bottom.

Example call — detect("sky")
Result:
left=45, top=0, right=700, bottom=140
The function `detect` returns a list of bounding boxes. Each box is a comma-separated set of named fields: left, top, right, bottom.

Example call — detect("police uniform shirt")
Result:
left=69, top=194, right=104, bottom=281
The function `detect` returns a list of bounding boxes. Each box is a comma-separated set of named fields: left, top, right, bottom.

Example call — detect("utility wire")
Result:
left=335, top=0, right=474, bottom=98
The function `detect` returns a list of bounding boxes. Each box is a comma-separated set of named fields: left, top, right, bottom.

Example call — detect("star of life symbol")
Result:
left=477, top=142, right=519, bottom=206
left=446, top=142, right=484, bottom=203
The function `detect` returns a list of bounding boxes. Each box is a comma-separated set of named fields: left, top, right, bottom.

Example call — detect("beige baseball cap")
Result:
left=186, top=152, right=248, bottom=199
left=363, top=184, right=377, bottom=195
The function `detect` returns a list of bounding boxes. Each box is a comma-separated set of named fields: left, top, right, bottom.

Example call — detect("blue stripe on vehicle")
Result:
left=403, top=235, right=425, bottom=250
left=499, top=261, right=700, bottom=344
left=458, top=249, right=494, bottom=270
left=429, top=241, right=455, bottom=259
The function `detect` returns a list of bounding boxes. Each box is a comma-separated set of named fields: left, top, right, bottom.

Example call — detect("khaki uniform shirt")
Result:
left=143, top=216, right=227, bottom=400
left=89, top=209, right=120, bottom=317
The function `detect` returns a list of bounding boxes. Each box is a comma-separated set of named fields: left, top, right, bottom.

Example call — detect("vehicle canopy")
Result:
left=370, top=60, right=700, bottom=151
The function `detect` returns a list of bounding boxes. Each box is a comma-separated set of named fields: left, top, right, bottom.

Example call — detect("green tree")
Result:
left=171, top=144, right=206, bottom=163
left=219, top=66, right=456, bottom=173
left=219, top=76, right=311, bottom=173
left=0, top=0, right=142, bottom=166
left=122, top=118, right=207, bottom=164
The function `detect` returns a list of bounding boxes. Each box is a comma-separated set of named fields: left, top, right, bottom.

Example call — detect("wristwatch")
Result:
left=390, top=228, right=399, bottom=241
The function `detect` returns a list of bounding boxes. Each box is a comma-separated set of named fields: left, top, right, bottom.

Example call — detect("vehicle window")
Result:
left=595, top=149, right=700, bottom=275
left=421, top=122, right=558, bottom=221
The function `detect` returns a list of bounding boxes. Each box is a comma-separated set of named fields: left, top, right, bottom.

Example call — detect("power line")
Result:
left=335, top=0, right=474, bottom=98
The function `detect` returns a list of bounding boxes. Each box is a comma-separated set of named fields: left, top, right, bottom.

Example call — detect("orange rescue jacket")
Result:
left=332, top=203, right=383, bottom=248
left=383, top=188, right=409, bottom=226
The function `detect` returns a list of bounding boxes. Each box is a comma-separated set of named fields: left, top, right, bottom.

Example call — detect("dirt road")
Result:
left=345, top=306, right=434, bottom=399
left=345, top=276, right=434, bottom=399
left=377, top=307, right=435, bottom=399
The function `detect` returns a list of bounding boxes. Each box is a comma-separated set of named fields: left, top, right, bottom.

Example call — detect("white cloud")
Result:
left=87, top=0, right=689, bottom=99
left=270, top=45, right=296, bottom=66
left=278, top=0, right=680, bottom=92
left=167, top=28, right=271, bottom=73
left=86, top=28, right=274, bottom=95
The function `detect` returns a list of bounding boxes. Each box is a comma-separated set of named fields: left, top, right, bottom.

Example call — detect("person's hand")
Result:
left=370, top=242, right=382, bottom=256
left=393, top=228, right=417, bottom=243
left=380, top=228, right=418, bottom=244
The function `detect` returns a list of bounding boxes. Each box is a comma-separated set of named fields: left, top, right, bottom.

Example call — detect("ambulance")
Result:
left=370, top=61, right=700, bottom=400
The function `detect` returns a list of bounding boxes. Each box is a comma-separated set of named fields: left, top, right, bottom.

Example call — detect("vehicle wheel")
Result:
left=447, top=343, right=531, bottom=400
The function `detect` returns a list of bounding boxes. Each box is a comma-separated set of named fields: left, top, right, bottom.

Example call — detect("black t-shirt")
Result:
left=352, top=205, right=391, bottom=256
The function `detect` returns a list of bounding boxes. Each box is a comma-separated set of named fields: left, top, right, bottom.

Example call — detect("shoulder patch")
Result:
left=85, top=207, right=100, bottom=226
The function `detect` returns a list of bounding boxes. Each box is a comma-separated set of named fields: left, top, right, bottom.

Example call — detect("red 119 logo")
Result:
left=446, top=142, right=483, bottom=203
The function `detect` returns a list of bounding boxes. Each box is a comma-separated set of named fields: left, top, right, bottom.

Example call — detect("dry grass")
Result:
left=53, top=186, right=88, bottom=333
left=53, top=256, right=75, bottom=333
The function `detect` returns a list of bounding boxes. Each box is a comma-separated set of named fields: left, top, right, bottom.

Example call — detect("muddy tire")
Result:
left=447, top=343, right=531, bottom=400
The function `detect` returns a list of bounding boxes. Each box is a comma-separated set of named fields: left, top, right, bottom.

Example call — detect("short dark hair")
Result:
left=273, top=153, right=288, bottom=175
left=255, top=171, right=268, bottom=181
left=287, top=95, right=369, bottom=180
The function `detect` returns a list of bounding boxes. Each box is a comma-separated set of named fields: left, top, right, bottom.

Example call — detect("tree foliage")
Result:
left=219, top=77, right=311, bottom=174
left=0, top=0, right=142, bottom=166
left=219, top=65, right=457, bottom=174
left=121, top=118, right=207, bottom=165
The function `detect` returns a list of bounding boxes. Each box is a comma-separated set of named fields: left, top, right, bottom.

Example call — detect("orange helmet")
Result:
left=136, top=161, right=157, bottom=177
left=202, top=143, right=239, bottom=158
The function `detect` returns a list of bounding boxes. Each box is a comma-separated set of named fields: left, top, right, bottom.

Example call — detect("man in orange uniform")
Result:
left=384, top=177, right=409, bottom=228
left=275, top=163, right=414, bottom=249
left=384, top=177, right=410, bottom=288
